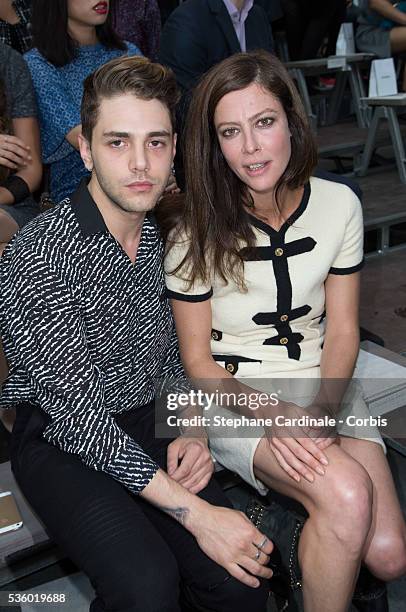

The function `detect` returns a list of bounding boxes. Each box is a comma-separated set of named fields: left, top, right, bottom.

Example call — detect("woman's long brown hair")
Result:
left=158, top=50, right=318, bottom=290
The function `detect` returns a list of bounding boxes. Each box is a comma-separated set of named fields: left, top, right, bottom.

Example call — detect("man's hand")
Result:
left=142, top=469, right=273, bottom=588
left=191, top=505, right=274, bottom=588
left=167, top=437, right=214, bottom=494
left=0, top=134, right=31, bottom=171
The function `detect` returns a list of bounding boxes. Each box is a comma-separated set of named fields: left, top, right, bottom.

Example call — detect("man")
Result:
left=158, top=0, right=274, bottom=187
left=0, top=55, right=272, bottom=612
left=159, top=0, right=274, bottom=94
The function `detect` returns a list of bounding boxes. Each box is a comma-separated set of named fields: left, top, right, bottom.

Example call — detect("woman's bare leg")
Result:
left=0, top=209, right=18, bottom=254
left=339, top=437, right=406, bottom=581
left=390, top=27, right=406, bottom=90
left=253, top=438, right=373, bottom=612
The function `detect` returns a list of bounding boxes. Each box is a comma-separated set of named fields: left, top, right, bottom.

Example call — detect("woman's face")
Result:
left=67, top=0, right=109, bottom=27
left=214, top=82, right=292, bottom=203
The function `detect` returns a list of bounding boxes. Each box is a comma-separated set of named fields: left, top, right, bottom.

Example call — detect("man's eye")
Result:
left=109, top=140, right=124, bottom=148
left=257, top=117, right=274, bottom=127
left=149, top=140, right=165, bottom=148
left=222, top=127, right=238, bottom=138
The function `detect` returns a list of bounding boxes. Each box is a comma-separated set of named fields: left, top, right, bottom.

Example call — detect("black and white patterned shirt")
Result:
left=0, top=178, right=184, bottom=494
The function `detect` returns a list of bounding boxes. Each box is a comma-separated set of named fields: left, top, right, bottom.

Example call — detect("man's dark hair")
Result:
left=31, top=0, right=126, bottom=67
left=81, top=55, right=180, bottom=142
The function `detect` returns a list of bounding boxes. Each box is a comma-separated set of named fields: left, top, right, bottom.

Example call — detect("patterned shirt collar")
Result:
left=70, top=177, right=109, bottom=236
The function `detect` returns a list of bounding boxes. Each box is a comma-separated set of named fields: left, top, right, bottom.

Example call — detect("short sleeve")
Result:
left=4, top=46, right=37, bottom=118
left=329, top=191, right=365, bottom=275
left=164, top=231, right=213, bottom=302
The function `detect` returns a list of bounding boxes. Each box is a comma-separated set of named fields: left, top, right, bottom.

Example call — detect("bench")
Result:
left=0, top=461, right=62, bottom=589
left=356, top=94, right=406, bottom=184
left=285, top=53, right=375, bottom=129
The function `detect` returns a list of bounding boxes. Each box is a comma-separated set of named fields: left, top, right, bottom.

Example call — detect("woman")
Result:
left=25, top=0, right=141, bottom=203
left=162, top=51, right=406, bottom=612
left=0, top=41, right=41, bottom=255
left=0, top=0, right=32, bottom=55
left=356, top=0, right=406, bottom=90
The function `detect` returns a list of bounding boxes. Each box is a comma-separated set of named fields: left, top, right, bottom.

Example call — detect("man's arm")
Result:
left=0, top=243, right=159, bottom=494
left=158, top=7, right=209, bottom=93
left=141, top=468, right=274, bottom=588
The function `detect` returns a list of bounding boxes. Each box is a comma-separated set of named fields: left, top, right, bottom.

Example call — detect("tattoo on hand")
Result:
left=159, top=506, right=189, bottom=525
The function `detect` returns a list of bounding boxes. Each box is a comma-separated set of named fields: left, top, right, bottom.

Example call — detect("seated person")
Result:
left=0, top=41, right=41, bottom=255
left=0, top=54, right=273, bottom=612
left=0, top=0, right=32, bottom=55
left=162, top=50, right=406, bottom=612
left=25, top=0, right=141, bottom=204
left=112, top=0, right=161, bottom=61
left=281, top=0, right=347, bottom=59
left=356, top=0, right=406, bottom=90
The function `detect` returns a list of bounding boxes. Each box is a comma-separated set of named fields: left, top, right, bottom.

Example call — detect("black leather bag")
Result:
left=226, top=483, right=388, bottom=612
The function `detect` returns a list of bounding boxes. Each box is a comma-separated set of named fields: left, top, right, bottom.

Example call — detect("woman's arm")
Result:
left=369, top=0, right=406, bottom=25
left=318, top=271, right=361, bottom=410
left=171, top=297, right=329, bottom=482
left=0, top=116, right=42, bottom=205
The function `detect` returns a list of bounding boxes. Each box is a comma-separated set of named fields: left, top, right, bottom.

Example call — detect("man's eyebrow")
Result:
left=102, top=130, right=172, bottom=138
left=216, top=107, right=278, bottom=129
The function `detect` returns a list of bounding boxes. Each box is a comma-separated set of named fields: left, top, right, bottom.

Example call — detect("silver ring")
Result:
left=257, top=536, right=268, bottom=550
left=254, top=549, right=261, bottom=561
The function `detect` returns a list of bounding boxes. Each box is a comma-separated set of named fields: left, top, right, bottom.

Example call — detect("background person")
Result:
left=0, top=0, right=32, bottom=55
left=280, top=0, right=348, bottom=60
left=112, top=0, right=161, bottom=61
left=356, top=0, right=406, bottom=90
left=25, top=0, right=141, bottom=204
left=0, top=41, right=41, bottom=255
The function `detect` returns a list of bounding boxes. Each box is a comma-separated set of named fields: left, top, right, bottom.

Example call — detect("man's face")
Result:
left=80, top=93, right=176, bottom=214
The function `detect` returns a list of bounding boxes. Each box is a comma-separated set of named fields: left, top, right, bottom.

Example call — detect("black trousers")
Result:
left=281, top=0, right=347, bottom=60
left=10, top=403, right=269, bottom=612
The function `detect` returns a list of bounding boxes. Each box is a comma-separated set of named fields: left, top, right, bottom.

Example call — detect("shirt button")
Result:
left=211, top=331, right=219, bottom=340
left=275, top=248, right=284, bottom=257
left=280, top=337, right=288, bottom=345
left=226, top=363, right=235, bottom=373
left=280, top=314, right=289, bottom=322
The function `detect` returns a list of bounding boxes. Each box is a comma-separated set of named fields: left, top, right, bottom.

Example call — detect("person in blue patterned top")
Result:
left=25, top=0, right=141, bottom=203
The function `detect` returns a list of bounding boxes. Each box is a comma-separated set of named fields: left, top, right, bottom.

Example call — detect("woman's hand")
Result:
left=264, top=401, right=335, bottom=484
left=164, top=172, right=180, bottom=194
left=167, top=436, right=214, bottom=494
left=0, top=134, right=31, bottom=171
left=191, top=505, right=273, bottom=588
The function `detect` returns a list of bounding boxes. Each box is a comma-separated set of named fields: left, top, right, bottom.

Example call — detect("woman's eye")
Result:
left=257, top=117, right=274, bottom=127
left=222, top=127, right=238, bottom=138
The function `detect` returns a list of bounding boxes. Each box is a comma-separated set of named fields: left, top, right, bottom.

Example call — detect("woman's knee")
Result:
left=366, top=530, right=406, bottom=582
left=311, top=461, right=373, bottom=552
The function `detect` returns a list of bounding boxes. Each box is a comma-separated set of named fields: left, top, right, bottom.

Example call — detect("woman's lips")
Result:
left=244, top=161, right=270, bottom=176
left=93, top=2, right=108, bottom=15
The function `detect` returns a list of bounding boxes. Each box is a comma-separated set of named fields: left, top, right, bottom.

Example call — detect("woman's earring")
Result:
left=171, top=163, right=176, bottom=176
